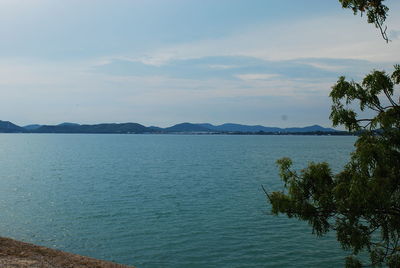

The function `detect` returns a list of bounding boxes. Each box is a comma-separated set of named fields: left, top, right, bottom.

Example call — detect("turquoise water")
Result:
left=0, top=134, right=356, bottom=267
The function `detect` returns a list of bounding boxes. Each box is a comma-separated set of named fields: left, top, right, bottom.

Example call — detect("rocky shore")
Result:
left=0, top=237, right=134, bottom=268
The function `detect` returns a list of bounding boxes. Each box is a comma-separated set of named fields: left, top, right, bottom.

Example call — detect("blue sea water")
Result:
left=0, top=134, right=356, bottom=267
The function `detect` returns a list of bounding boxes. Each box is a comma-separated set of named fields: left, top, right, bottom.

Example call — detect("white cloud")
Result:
left=236, top=73, right=280, bottom=80
left=135, top=9, right=400, bottom=64
left=301, top=62, right=347, bottom=72
left=0, top=56, right=337, bottom=127
left=208, top=64, right=239, bottom=70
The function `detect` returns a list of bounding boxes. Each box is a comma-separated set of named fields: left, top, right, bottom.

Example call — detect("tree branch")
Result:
left=261, top=185, right=272, bottom=202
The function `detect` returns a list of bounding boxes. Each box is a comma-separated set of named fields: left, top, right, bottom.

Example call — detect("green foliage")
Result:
left=339, top=0, right=390, bottom=42
left=345, top=256, right=362, bottom=268
left=329, top=66, right=399, bottom=131
left=267, top=65, right=400, bottom=267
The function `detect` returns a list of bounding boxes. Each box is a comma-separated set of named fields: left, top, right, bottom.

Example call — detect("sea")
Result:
left=0, top=134, right=356, bottom=267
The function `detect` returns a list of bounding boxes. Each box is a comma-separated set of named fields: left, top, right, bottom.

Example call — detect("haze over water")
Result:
left=0, top=134, right=355, bottom=267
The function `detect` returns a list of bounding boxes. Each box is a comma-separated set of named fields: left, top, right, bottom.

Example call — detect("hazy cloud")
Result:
left=236, top=73, right=281, bottom=81
left=1, top=1, right=399, bottom=127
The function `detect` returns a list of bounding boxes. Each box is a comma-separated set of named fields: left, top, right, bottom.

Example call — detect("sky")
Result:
left=0, top=0, right=399, bottom=128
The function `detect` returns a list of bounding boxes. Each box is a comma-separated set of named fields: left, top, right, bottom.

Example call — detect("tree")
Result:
left=265, top=1, right=400, bottom=267
left=339, top=0, right=390, bottom=42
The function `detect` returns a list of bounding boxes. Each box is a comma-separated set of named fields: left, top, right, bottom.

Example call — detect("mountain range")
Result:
left=0, top=120, right=341, bottom=134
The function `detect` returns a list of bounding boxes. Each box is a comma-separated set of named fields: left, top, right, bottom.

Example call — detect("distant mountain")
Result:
left=196, top=123, right=336, bottom=133
left=0, top=120, right=26, bottom=133
left=57, top=122, right=80, bottom=127
left=148, top=126, right=164, bottom=132
left=33, top=123, right=151, bottom=134
left=283, top=125, right=337, bottom=133
left=23, top=124, right=43, bottom=130
left=164, top=123, right=212, bottom=132
left=0, top=120, right=340, bottom=134
left=198, top=123, right=282, bottom=133
left=167, top=123, right=337, bottom=133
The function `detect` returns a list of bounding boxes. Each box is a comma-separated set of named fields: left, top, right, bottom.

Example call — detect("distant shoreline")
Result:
left=0, top=131, right=354, bottom=136
left=1, top=120, right=353, bottom=135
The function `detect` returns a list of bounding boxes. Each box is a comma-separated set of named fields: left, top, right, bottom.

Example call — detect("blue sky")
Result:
left=1, top=0, right=399, bottom=127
